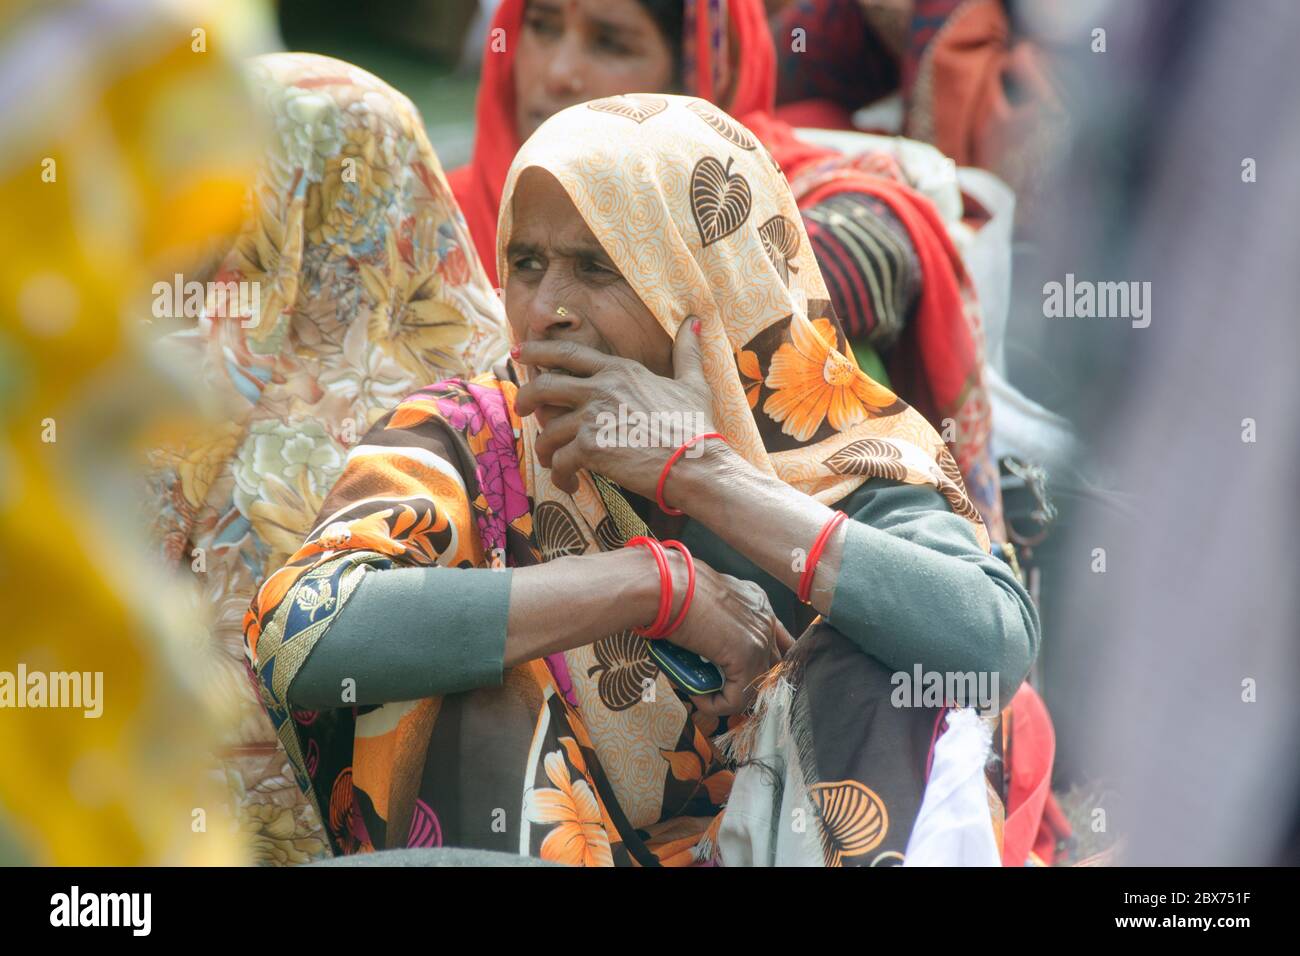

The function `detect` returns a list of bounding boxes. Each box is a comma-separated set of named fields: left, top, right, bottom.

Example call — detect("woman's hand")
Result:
left=514, top=318, right=724, bottom=500
left=664, top=555, right=796, bottom=718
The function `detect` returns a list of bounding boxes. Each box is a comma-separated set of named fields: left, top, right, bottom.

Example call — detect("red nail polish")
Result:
left=510, top=344, right=521, bottom=360
left=691, top=318, right=701, bottom=336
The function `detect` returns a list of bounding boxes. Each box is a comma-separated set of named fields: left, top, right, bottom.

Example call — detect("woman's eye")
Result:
left=593, top=32, right=633, bottom=56
left=581, top=259, right=617, bottom=278
left=514, top=255, right=544, bottom=273
left=524, top=14, right=561, bottom=39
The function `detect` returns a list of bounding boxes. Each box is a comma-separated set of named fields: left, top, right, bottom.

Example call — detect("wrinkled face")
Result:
left=505, top=167, right=672, bottom=420
left=514, top=0, right=676, bottom=141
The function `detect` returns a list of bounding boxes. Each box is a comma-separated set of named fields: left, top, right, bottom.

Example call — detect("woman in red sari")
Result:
left=448, top=0, right=1006, bottom=539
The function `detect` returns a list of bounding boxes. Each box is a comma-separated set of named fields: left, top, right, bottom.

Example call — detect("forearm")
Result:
left=288, top=548, right=675, bottom=708
left=503, top=546, right=678, bottom=667
left=665, top=441, right=848, bottom=617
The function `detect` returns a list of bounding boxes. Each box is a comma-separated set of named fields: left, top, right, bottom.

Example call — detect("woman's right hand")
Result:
left=662, top=555, right=795, bottom=718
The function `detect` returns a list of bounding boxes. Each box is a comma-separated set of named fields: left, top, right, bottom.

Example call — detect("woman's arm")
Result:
left=669, top=453, right=1037, bottom=693
left=289, top=538, right=790, bottom=717
left=287, top=547, right=665, bottom=709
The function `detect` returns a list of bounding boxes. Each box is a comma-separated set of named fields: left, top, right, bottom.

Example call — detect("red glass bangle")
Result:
left=798, top=510, right=848, bottom=605
left=657, top=540, right=696, bottom=638
left=656, top=432, right=726, bottom=516
left=626, top=536, right=673, bottom=636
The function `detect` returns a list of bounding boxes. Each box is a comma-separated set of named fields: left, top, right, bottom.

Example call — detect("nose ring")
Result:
left=555, top=306, right=569, bottom=317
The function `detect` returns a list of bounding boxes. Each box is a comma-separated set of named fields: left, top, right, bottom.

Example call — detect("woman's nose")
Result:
left=524, top=291, right=581, bottom=340
left=544, top=33, right=585, bottom=99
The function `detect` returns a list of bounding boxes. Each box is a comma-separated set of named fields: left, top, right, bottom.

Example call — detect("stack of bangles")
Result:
left=625, top=537, right=696, bottom=639
left=797, top=510, right=848, bottom=605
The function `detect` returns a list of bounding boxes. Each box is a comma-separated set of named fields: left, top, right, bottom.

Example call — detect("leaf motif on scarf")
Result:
left=329, top=767, right=354, bottom=838
left=685, top=100, right=757, bottom=149
left=594, top=516, right=624, bottom=552
left=758, top=215, right=801, bottom=284
left=808, top=779, right=888, bottom=866
left=586, top=94, right=668, bottom=123
left=931, top=447, right=980, bottom=522
left=823, top=438, right=907, bottom=482
left=534, top=500, right=587, bottom=561
left=690, top=156, right=752, bottom=247
left=586, top=631, right=658, bottom=712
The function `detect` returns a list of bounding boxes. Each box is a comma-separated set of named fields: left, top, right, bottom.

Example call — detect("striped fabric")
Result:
left=802, top=190, right=920, bottom=347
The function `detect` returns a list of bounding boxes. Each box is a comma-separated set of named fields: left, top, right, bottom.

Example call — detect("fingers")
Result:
left=550, top=440, right=584, bottom=495
left=772, top=616, right=795, bottom=657
left=532, top=409, right=582, bottom=468
left=690, top=685, right=741, bottom=718
left=514, top=371, right=592, bottom=418
left=515, top=339, right=626, bottom=378
left=672, top=314, right=708, bottom=387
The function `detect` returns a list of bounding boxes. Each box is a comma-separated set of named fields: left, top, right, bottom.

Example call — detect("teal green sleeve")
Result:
left=286, top=566, right=511, bottom=709
left=827, top=479, right=1039, bottom=698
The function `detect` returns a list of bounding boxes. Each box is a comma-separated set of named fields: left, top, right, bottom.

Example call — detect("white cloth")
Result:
left=903, top=709, right=1001, bottom=866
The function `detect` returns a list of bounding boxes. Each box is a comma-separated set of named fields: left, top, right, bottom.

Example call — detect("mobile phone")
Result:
left=645, top=638, right=724, bottom=696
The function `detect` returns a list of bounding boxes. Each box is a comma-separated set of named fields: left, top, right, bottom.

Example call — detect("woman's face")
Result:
left=505, top=168, right=672, bottom=420
left=514, top=0, right=676, bottom=141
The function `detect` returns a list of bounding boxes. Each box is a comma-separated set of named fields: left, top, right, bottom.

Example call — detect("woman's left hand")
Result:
left=514, top=318, right=726, bottom=500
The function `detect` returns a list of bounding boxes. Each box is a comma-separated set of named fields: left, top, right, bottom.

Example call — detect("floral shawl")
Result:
left=149, top=53, right=509, bottom=863
left=245, top=95, right=988, bottom=865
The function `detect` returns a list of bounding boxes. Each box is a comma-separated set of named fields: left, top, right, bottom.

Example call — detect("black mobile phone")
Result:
left=645, top=638, right=724, bottom=696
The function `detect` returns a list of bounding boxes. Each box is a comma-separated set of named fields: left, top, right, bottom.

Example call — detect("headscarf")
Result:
left=449, top=0, right=1005, bottom=536
left=246, top=94, right=985, bottom=865
left=151, top=52, right=509, bottom=864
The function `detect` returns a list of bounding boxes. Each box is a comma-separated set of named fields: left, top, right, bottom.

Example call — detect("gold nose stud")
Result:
left=555, top=306, right=568, bottom=317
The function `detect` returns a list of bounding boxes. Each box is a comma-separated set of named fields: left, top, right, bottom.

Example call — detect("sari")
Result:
left=149, top=52, right=509, bottom=864
left=448, top=0, right=1005, bottom=538
left=245, top=93, right=993, bottom=865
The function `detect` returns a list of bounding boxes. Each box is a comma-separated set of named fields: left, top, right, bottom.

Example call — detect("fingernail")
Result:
left=691, top=318, right=701, bottom=336
left=509, top=344, right=521, bottom=359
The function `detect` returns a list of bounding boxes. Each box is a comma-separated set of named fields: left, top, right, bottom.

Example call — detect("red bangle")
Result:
left=626, top=536, right=673, bottom=636
left=656, top=540, right=695, bottom=638
left=798, top=511, right=848, bottom=605
left=656, top=432, right=725, bottom=516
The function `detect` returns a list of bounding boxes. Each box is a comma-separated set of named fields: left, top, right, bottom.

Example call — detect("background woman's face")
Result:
left=505, top=167, right=673, bottom=402
left=514, top=0, right=676, bottom=141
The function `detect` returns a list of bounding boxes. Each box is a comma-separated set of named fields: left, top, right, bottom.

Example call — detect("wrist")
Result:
left=661, top=435, right=745, bottom=515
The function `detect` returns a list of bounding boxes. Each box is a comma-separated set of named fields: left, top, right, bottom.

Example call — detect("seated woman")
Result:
left=244, top=95, right=1037, bottom=866
left=449, top=0, right=1007, bottom=538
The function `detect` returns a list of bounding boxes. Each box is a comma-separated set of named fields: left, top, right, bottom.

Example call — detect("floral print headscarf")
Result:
left=150, top=53, right=509, bottom=863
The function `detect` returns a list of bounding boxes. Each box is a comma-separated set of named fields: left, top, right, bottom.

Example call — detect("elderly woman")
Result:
left=244, top=94, right=1037, bottom=866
